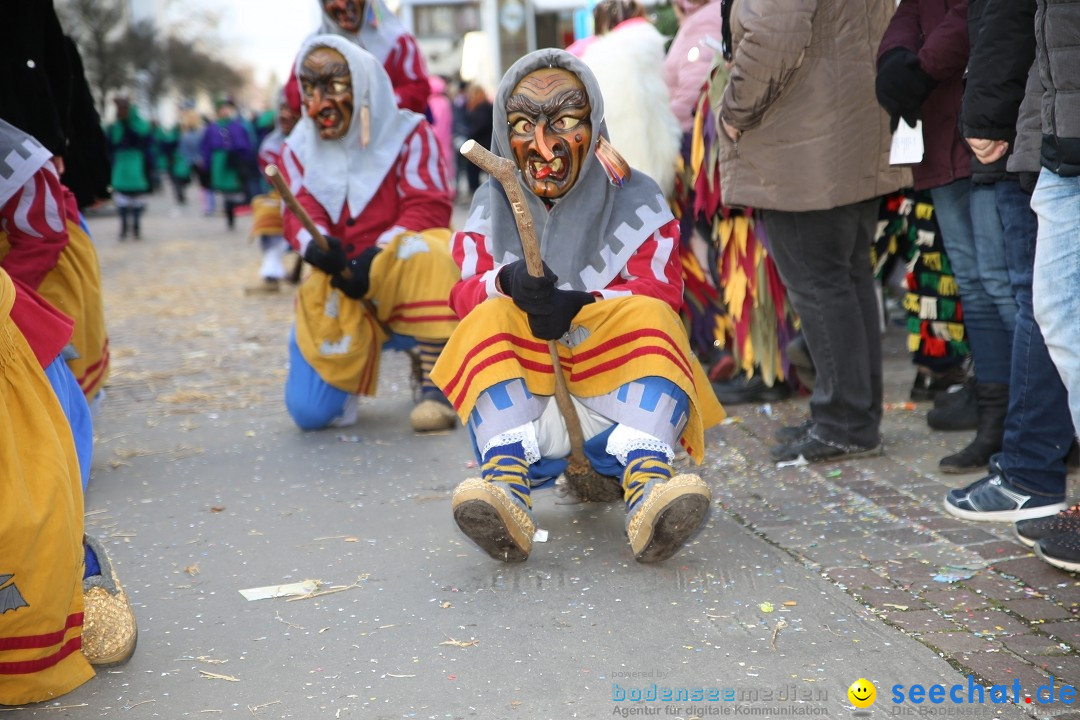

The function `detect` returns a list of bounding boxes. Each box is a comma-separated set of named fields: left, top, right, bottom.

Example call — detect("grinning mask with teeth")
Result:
left=506, top=68, right=592, bottom=200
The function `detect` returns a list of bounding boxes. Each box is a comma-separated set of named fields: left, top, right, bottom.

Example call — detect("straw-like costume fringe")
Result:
left=0, top=270, right=94, bottom=704
left=294, top=229, right=459, bottom=395
left=430, top=295, right=725, bottom=463
left=872, top=192, right=969, bottom=363
left=1, top=221, right=110, bottom=401
left=678, top=66, right=797, bottom=384
left=249, top=191, right=284, bottom=238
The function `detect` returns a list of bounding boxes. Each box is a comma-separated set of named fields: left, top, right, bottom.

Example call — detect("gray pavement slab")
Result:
left=11, top=196, right=1072, bottom=719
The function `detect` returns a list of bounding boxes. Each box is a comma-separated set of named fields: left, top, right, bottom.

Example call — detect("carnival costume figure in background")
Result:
left=285, top=0, right=431, bottom=116
left=0, top=268, right=137, bottom=705
left=280, top=36, right=459, bottom=433
left=685, top=54, right=799, bottom=405
left=106, top=97, right=152, bottom=241
left=0, top=118, right=110, bottom=411
left=431, top=49, right=724, bottom=564
left=581, top=0, right=682, bottom=199
left=250, top=92, right=302, bottom=294
left=200, top=98, right=254, bottom=231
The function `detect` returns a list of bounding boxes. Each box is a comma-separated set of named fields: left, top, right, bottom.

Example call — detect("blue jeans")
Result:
left=1032, top=169, right=1080, bottom=439
left=995, top=179, right=1071, bottom=497
left=930, top=179, right=1016, bottom=384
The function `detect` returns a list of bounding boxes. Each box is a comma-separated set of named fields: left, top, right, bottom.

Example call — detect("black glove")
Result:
left=304, top=235, right=348, bottom=275
left=330, top=246, right=381, bottom=299
left=498, top=259, right=557, bottom=315
left=876, top=48, right=937, bottom=133
left=527, top=289, right=595, bottom=340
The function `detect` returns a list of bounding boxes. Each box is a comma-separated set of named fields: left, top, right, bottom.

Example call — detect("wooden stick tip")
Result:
left=265, top=164, right=279, bottom=178
left=459, top=139, right=477, bottom=155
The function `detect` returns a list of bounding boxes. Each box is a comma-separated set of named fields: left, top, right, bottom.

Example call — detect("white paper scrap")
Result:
left=239, top=580, right=320, bottom=601
left=890, top=121, right=924, bottom=165
left=533, top=529, right=549, bottom=543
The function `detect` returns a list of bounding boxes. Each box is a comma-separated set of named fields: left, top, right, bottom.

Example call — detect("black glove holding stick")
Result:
left=331, top=246, right=381, bottom=299
left=498, top=259, right=594, bottom=341
left=303, top=234, right=348, bottom=275
left=876, top=48, right=937, bottom=133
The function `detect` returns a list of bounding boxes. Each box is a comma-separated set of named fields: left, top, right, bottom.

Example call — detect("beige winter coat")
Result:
left=717, top=0, right=910, bottom=211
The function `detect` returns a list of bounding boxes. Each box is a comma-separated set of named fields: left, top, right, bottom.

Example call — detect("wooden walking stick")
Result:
left=263, top=164, right=391, bottom=337
left=460, top=140, right=622, bottom=503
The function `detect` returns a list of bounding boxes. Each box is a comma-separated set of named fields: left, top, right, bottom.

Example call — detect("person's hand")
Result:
left=876, top=48, right=936, bottom=132
left=497, top=259, right=557, bottom=315
left=303, top=235, right=348, bottom=275
left=966, top=138, right=1009, bottom=165
left=330, top=246, right=381, bottom=299
left=51, top=155, right=65, bottom=175
left=527, top=289, right=595, bottom=340
left=721, top=118, right=741, bottom=143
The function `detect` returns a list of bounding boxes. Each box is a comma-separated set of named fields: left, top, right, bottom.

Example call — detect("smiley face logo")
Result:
left=848, top=679, right=876, bottom=708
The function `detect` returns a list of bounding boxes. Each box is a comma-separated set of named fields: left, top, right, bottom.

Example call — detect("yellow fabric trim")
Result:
left=0, top=269, right=95, bottom=705
left=431, top=295, right=725, bottom=464
left=294, top=229, right=459, bottom=394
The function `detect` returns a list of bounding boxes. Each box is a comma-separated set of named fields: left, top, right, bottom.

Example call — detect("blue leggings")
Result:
left=45, top=355, right=93, bottom=490
left=284, top=327, right=418, bottom=430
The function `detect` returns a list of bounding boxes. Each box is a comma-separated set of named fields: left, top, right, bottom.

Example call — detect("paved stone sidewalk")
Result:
left=706, top=339, right=1080, bottom=710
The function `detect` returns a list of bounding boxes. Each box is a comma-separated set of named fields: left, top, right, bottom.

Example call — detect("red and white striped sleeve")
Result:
left=0, top=162, right=71, bottom=289
left=380, top=122, right=452, bottom=245
left=598, top=218, right=683, bottom=312
left=279, top=147, right=331, bottom=255
left=448, top=230, right=501, bottom=317
left=384, top=34, right=431, bottom=114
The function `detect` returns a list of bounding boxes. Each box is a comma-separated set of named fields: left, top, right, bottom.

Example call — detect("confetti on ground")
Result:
left=533, top=529, right=549, bottom=543
left=783, top=601, right=797, bottom=607
left=776, top=457, right=809, bottom=468
left=184, top=564, right=200, bottom=576
left=882, top=603, right=909, bottom=611
left=759, top=602, right=775, bottom=613
left=336, top=435, right=362, bottom=443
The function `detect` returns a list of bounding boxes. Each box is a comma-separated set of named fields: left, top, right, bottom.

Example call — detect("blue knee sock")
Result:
left=481, top=440, right=532, bottom=509
left=622, top=449, right=674, bottom=512
left=84, top=541, right=101, bottom=579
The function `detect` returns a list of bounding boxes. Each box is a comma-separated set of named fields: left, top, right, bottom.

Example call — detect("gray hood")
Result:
left=462, top=48, right=672, bottom=293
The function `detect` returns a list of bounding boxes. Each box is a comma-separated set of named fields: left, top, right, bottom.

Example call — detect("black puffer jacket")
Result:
left=1036, top=0, right=1080, bottom=176
left=960, top=0, right=1036, bottom=183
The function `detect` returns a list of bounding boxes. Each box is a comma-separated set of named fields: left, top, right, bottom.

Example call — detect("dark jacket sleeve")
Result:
left=878, top=0, right=923, bottom=62
left=960, top=0, right=1036, bottom=143
left=918, top=1, right=969, bottom=81
left=1006, top=61, right=1043, bottom=175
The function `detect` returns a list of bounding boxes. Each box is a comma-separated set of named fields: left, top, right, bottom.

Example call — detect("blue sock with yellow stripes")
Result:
left=622, top=449, right=674, bottom=513
left=481, top=440, right=532, bottom=510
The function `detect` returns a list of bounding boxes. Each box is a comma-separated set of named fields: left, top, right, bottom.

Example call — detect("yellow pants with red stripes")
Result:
left=0, top=270, right=94, bottom=705
left=287, top=230, right=460, bottom=429
left=430, top=294, right=724, bottom=464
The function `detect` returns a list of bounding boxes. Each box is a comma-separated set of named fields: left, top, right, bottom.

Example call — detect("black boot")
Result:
left=131, top=207, right=143, bottom=240
left=938, top=383, right=1008, bottom=474
left=118, top=207, right=129, bottom=240
left=926, top=380, right=977, bottom=431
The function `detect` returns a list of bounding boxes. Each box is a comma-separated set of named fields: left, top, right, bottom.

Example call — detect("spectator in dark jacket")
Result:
left=878, top=0, right=1017, bottom=476
left=942, top=0, right=1071, bottom=527
left=1026, top=0, right=1080, bottom=573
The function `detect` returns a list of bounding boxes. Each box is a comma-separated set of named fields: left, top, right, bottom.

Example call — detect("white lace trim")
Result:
left=606, top=424, right=673, bottom=465
left=482, top=423, right=541, bottom=465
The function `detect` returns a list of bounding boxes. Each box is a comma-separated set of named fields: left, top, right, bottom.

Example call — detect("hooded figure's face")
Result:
left=323, top=0, right=364, bottom=32
left=299, top=46, right=354, bottom=141
left=506, top=68, right=592, bottom=200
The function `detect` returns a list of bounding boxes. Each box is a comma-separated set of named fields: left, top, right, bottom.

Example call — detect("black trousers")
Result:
left=760, top=199, right=883, bottom=448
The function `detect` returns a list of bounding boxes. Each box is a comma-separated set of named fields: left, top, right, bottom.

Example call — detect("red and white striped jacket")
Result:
left=448, top=217, right=684, bottom=319
left=0, top=161, right=70, bottom=289
left=280, top=122, right=451, bottom=259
